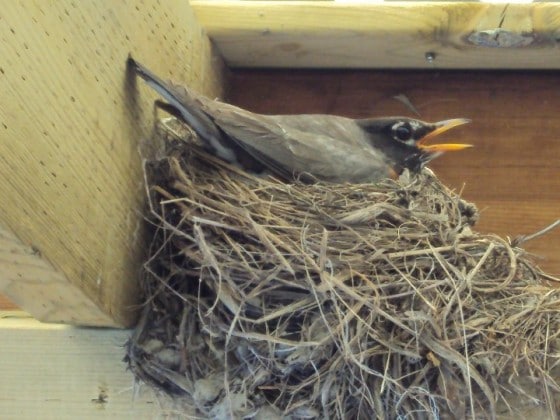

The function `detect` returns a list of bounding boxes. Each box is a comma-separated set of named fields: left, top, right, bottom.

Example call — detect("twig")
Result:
left=512, top=219, right=560, bottom=246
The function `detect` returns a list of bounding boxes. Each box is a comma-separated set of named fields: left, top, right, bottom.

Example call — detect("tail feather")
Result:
left=127, top=56, right=237, bottom=162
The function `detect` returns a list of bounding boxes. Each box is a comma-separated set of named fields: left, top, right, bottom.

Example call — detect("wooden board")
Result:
left=191, top=1, right=560, bottom=69
left=0, top=226, right=115, bottom=324
left=0, top=313, right=195, bottom=419
left=0, top=1, right=225, bottom=325
left=228, top=69, right=560, bottom=275
left=0, top=295, right=17, bottom=310
left=0, top=313, right=555, bottom=419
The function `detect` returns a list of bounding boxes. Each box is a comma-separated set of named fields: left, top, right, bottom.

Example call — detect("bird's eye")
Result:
left=392, top=122, right=413, bottom=142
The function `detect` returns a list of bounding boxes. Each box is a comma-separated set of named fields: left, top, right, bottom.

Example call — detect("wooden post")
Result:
left=0, top=0, right=226, bottom=326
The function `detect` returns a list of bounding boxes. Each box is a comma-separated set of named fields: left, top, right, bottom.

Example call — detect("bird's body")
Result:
left=128, top=57, right=471, bottom=183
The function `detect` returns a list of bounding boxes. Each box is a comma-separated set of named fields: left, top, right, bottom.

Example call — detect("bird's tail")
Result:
left=128, top=55, right=177, bottom=100
left=127, top=56, right=231, bottom=159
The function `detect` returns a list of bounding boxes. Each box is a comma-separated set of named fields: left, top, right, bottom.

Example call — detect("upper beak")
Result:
left=417, top=118, right=473, bottom=152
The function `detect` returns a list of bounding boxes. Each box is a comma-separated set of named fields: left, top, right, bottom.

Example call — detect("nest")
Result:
left=126, top=119, right=560, bottom=419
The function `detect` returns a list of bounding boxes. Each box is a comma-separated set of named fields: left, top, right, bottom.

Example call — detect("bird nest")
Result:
left=126, top=119, right=560, bottom=419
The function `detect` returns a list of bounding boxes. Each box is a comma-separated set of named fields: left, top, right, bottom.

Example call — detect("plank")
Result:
left=0, top=226, right=114, bottom=324
left=192, top=1, right=560, bottom=69
left=228, top=69, right=560, bottom=275
left=0, top=1, right=226, bottom=326
left=0, top=312, right=556, bottom=419
left=0, top=313, right=193, bottom=419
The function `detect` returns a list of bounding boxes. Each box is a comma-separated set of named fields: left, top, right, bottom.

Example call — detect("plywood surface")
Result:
left=192, top=1, right=560, bottom=69
left=0, top=313, right=553, bottom=419
left=228, top=69, right=560, bottom=275
left=0, top=226, right=115, bottom=324
left=0, top=313, right=194, bottom=419
left=0, top=1, right=225, bottom=325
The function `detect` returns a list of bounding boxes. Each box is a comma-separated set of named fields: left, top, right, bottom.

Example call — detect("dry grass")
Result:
left=126, top=119, right=560, bottom=419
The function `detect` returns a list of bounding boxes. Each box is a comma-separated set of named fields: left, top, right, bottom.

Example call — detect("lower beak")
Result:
left=417, top=118, right=473, bottom=152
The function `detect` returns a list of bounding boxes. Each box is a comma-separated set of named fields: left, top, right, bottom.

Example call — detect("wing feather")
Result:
left=208, top=107, right=390, bottom=183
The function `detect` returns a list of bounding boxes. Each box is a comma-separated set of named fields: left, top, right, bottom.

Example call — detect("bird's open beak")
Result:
left=417, top=118, right=473, bottom=152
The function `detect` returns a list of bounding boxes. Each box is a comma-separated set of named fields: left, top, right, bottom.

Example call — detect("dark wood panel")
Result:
left=228, top=70, right=560, bottom=275
left=228, top=70, right=560, bottom=116
left=431, top=166, right=560, bottom=201
left=475, top=200, right=560, bottom=275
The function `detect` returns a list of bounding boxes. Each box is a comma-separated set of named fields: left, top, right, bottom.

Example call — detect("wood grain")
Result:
left=0, top=314, right=551, bottom=419
left=0, top=1, right=225, bottom=324
left=228, top=69, right=560, bottom=275
left=0, top=314, right=193, bottom=418
left=0, top=226, right=115, bottom=324
left=192, top=1, right=560, bottom=69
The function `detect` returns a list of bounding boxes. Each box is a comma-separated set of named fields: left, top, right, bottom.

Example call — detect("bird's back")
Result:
left=190, top=93, right=393, bottom=182
left=130, top=57, right=396, bottom=183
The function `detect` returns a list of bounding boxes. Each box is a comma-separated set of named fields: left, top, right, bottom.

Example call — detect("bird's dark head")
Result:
left=358, top=117, right=472, bottom=173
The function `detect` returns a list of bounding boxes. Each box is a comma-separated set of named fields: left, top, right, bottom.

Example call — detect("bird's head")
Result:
left=359, top=117, right=472, bottom=173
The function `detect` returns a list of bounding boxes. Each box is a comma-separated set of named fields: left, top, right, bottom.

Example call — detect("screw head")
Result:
left=425, top=52, right=437, bottom=63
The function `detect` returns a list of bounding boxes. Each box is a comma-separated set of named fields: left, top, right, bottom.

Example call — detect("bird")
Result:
left=128, top=56, right=472, bottom=184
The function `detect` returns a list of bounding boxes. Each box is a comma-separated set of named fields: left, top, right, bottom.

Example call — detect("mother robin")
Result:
left=128, top=57, right=471, bottom=183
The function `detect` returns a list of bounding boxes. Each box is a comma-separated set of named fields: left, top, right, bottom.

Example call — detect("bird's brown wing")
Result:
left=209, top=107, right=392, bottom=183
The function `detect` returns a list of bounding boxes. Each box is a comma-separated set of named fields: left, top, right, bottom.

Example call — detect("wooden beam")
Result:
left=192, top=1, right=560, bottom=69
left=0, top=226, right=114, bottom=324
left=228, top=69, right=560, bottom=275
left=0, top=312, right=555, bottom=418
left=0, top=1, right=226, bottom=326
left=0, top=313, right=193, bottom=418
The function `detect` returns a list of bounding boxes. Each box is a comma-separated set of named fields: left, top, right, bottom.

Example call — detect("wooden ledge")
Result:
left=0, top=313, right=171, bottom=418
left=0, top=311, right=555, bottom=418
left=192, top=1, right=560, bottom=69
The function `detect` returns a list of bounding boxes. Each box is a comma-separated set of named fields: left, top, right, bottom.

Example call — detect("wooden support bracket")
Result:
left=0, top=0, right=226, bottom=326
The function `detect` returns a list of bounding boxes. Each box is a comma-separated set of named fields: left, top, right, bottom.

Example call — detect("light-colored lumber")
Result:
left=0, top=226, right=114, bottom=324
left=192, top=1, right=560, bottom=69
left=0, top=1, right=226, bottom=326
left=0, top=312, right=554, bottom=419
left=0, top=313, right=194, bottom=419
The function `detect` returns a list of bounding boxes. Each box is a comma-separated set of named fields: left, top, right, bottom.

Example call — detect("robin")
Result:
left=128, top=57, right=472, bottom=183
